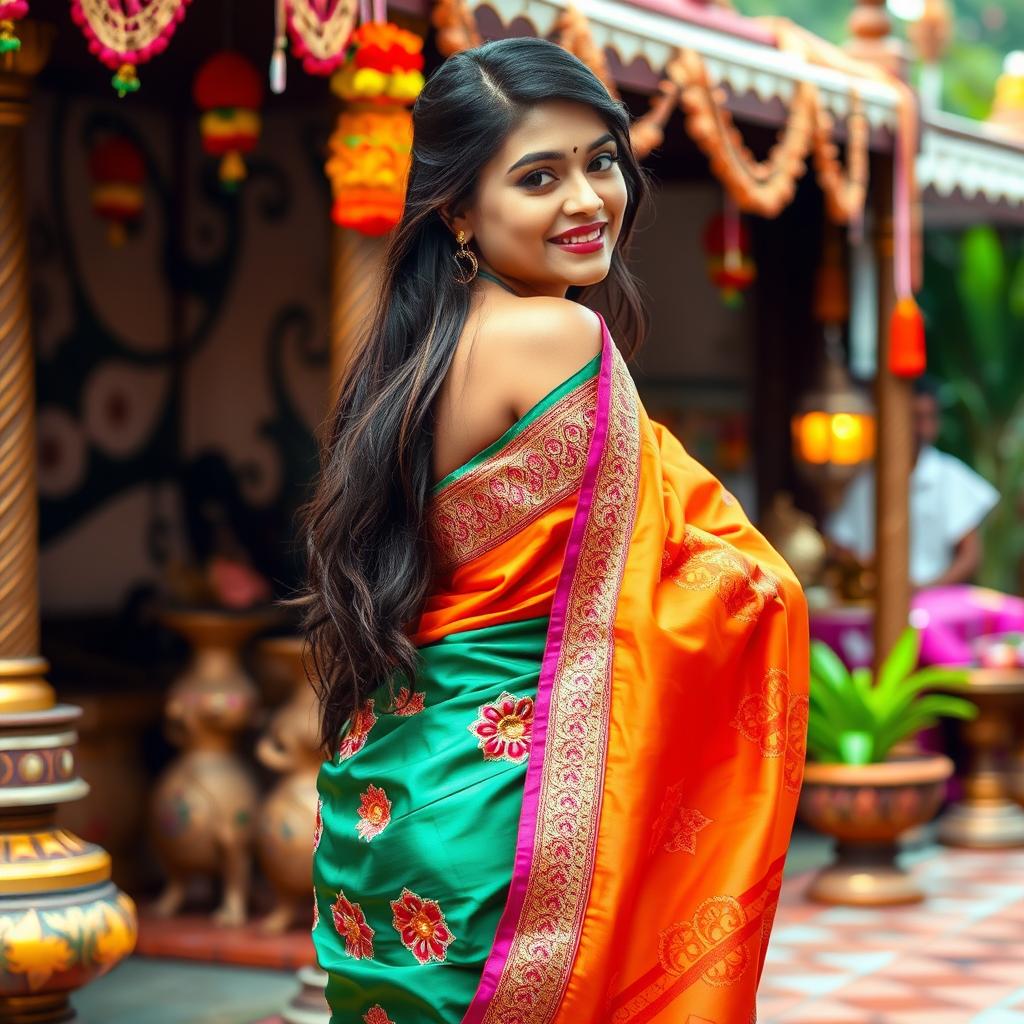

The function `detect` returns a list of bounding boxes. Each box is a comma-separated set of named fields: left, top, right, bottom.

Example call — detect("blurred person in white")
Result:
left=826, top=374, right=998, bottom=590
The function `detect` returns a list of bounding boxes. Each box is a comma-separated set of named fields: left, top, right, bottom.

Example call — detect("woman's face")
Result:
left=450, top=99, right=629, bottom=299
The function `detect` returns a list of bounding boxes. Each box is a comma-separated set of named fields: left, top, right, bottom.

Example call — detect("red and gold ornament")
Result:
left=325, top=22, right=424, bottom=236
left=193, top=51, right=264, bottom=190
left=702, top=207, right=756, bottom=308
left=88, top=135, right=145, bottom=247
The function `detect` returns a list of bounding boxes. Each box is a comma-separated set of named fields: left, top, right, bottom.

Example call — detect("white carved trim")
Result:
left=477, top=0, right=900, bottom=129
left=919, top=115, right=1024, bottom=207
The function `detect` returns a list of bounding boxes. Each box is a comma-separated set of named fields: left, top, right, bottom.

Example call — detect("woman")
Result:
left=298, top=36, right=809, bottom=1024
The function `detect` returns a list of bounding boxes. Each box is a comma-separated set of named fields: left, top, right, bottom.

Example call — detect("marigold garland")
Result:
left=325, top=21, right=423, bottom=236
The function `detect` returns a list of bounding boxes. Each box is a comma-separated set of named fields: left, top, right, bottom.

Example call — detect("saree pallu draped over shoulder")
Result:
left=312, top=310, right=809, bottom=1024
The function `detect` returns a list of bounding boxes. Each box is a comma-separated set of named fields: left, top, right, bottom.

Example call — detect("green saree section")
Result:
left=313, top=615, right=550, bottom=1024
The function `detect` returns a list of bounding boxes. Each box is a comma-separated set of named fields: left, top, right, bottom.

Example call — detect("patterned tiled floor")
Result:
left=760, top=847, right=1024, bottom=1024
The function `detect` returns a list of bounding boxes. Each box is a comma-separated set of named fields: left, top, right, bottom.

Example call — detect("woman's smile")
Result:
left=547, top=221, right=607, bottom=255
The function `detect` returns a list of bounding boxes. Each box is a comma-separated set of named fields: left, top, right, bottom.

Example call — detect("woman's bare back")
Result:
left=431, top=292, right=604, bottom=488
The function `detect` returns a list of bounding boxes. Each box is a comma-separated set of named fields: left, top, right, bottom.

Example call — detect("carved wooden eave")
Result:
left=472, top=0, right=901, bottom=139
left=918, top=112, right=1024, bottom=225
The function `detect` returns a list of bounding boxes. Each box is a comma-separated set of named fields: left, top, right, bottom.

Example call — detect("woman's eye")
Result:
left=522, top=169, right=555, bottom=189
left=520, top=153, right=619, bottom=190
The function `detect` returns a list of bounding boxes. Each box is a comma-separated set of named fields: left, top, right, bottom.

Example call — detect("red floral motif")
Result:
left=312, top=888, right=319, bottom=931
left=363, top=1006, right=396, bottom=1024
left=331, top=889, right=375, bottom=959
left=390, top=887, right=455, bottom=964
left=313, top=797, right=323, bottom=852
left=356, top=784, right=392, bottom=842
left=650, top=781, right=713, bottom=855
left=468, top=691, right=534, bottom=762
left=388, top=687, right=426, bottom=716
left=338, top=700, right=377, bottom=761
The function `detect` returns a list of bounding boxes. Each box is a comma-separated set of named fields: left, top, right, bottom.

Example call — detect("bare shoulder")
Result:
left=485, top=297, right=603, bottom=419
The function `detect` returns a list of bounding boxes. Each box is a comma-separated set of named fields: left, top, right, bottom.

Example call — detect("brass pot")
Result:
left=798, top=753, right=953, bottom=905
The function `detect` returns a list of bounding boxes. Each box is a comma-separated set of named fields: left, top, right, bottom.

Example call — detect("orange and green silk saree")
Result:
left=312, top=309, right=810, bottom=1024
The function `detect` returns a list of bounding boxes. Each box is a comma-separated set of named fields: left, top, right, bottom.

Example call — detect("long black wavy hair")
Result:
left=294, top=35, right=653, bottom=750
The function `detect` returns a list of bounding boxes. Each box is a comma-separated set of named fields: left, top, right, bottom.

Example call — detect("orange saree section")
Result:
left=411, top=491, right=576, bottom=647
left=556, top=412, right=810, bottom=1024
left=412, top=369, right=600, bottom=648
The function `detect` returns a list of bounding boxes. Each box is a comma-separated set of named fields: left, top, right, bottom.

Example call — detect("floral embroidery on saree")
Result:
left=338, top=700, right=377, bottom=761
left=479, top=347, right=641, bottom=1024
left=430, top=377, right=598, bottom=571
left=390, top=888, right=456, bottom=964
left=731, top=668, right=808, bottom=793
left=608, top=856, right=786, bottom=1023
left=387, top=686, right=426, bottom=716
left=355, top=784, right=392, bottom=842
left=331, top=889, right=375, bottom=959
left=468, top=692, right=535, bottom=762
left=666, top=526, right=779, bottom=623
left=649, top=781, right=713, bottom=855
left=363, top=1006, right=396, bottom=1024
left=312, top=888, right=319, bottom=931
left=313, top=797, right=323, bottom=852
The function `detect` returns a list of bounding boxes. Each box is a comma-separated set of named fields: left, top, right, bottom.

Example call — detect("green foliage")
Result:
left=921, top=228, right=1024, bottom=593
left=808, top=628, right=977, bottom=765
left=734, top=0, right=1023, bottom=121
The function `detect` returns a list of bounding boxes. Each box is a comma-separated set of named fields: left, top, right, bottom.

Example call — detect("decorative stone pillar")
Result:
left=0, top=23, right=137, bottom=1022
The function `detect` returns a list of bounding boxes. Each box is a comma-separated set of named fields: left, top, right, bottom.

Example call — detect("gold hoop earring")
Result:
left=452, top=229, right=478, bottom=284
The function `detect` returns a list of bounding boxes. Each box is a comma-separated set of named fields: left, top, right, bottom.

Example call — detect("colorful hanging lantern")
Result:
left=88, top=136, right=145, bottom=247
left=193, top=51, right=264, bottom=190
left=702, top=208, right=756, bottom=308
left=0, top=0, right=28, bottom=55
left=325, top=22, right=424, bottom=236
left=70, top=0, right=193, bottom=96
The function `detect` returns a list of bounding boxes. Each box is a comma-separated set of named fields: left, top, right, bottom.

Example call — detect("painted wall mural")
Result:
left=27, top=92, right=331, bottom=615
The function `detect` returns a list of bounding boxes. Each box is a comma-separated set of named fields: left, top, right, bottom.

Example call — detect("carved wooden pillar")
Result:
left=0, top=23, right=136, bottom=1021
left=329, top=225, right=386, bottom=397
left=870, top=165, right=913, bottom=666
left=846, top=5, right=913, bottom=667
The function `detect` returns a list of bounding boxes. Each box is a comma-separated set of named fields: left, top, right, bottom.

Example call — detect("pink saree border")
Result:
left=462, top=309, right=638, bottom=1024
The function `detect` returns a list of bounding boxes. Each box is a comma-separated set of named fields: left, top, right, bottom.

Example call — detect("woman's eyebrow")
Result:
left=505, top=132, right=615, bottom=175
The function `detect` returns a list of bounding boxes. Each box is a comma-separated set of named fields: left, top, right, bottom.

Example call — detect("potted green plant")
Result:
left=798, top=626, right=977, bottom=905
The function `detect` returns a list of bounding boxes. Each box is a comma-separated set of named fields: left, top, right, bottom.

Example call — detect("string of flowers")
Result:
left=70, top=0, right=193, bottom=96
left=0, top=0, right=28, bottom=56
left=284, top=0, right=359, bottom=76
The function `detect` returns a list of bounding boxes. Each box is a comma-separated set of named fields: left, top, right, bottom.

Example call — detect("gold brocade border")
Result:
left=429, top=378, right=599, bottom=570
left=481, top=347, right=642, bottom=1024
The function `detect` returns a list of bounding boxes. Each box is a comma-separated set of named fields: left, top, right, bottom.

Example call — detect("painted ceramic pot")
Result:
left=798, top=753, right=954, bottom=905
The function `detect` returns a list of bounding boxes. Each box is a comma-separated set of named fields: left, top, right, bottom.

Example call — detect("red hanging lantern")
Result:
left=702, top=209, right=756, bottom=308
left=193, top=51, right=264, bottom=190
left=88, top=136, right=145, bottom=247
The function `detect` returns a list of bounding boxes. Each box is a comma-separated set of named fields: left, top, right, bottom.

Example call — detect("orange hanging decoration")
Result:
left=193, top=51, right=264, bottom=190
left=325, top=22, right=424, bottom=236
left=889, top=296, right=926, bottom=378
left=88, top=136, right=145, bottom=247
